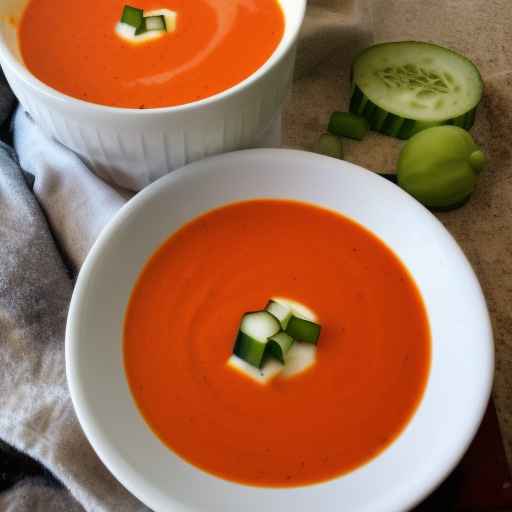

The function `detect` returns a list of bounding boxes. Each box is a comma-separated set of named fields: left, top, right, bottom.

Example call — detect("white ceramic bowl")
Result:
left=66, top=149, right=494, bottom=512
left=0, top=0, right=305, bottom=190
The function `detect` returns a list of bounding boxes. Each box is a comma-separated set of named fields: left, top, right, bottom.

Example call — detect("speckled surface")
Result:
left=284, top=0, right=512, bottom=467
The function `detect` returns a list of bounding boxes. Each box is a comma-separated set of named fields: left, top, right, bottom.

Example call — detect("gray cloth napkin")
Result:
left=0, top=118, right=148, bottom=510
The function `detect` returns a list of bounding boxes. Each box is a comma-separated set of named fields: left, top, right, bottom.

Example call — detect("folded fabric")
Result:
left=12, top=104, right=281, bottom=271
left=0, top=140, right=150, bottom=510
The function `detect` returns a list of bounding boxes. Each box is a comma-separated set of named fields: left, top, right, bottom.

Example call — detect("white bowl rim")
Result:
left=0, top=0, right=306, bottom=115
left=66, top=148, right=494, bottom=512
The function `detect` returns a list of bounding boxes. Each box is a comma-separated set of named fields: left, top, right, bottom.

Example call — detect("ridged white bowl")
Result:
left=0, top=0, right=305, bottom=190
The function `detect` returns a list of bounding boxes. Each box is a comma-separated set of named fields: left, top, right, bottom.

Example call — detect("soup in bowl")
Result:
left=0, top=0, right=305, bottom=189
left=66, top=149, right=494, bottom=512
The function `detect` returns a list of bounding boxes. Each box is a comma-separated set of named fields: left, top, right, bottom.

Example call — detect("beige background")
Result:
left=283, top=0, right=512, bottom=466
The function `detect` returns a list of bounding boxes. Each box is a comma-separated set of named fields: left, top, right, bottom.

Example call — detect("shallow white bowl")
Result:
left=0, top=0, right=304, bottom=190
left=66, top=149, right=494, bottom=512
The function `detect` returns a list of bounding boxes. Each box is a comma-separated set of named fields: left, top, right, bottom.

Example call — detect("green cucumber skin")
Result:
left=267, top=341, right=285, bottom=364
left=285, top=317, right=321, bottom=344
left=362, top=100, right=377, bottom=120
left=349, top=86, right=364, bottom=114
left=233, top=332, right=266, bottom=369
left=370, top=107, right=388, bottom=131
left=350, top=85, right=478, bottom=139
left=381, top=114, right=405, bottom=137
left=267, top=332, right=295, bottom=364
left=135, top=17, right=146, bottom=35
left=350, top=87, right=369, bottom=116
left=121, top=5, right=144, bottom=28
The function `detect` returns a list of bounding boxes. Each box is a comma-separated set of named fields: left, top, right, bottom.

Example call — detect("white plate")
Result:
left=66, top=148, right=494, bottom=512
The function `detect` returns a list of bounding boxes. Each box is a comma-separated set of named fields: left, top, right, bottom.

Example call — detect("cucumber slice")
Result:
left=328, top=112, right=368, bottom=140
left=351, top=42, right=483, bottom=139
left=285, top=316, right=321, bottom=344
left=233, top=311, right=281, bottom=368
left=265, top=300, right=292, bottom=329
left=267, top=332, right=295, bottom=364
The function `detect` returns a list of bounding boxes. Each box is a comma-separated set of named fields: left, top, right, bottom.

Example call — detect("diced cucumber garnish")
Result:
left=233, top=311, right=281, bottom=368
left=145, top=15, right=166, bottom=32
left=350, top=42, right=483, bottom=139
left=328, top=112, right=368, bottom=140
left=268, top=298, right=321, bottom=344
left=266, top=299, right=292, bottom=329
left=267, top=332, right=295, bottom=364
left=121, top=5, right=143, bottom=29
left=119, top=5, right=170, bottom=38
left=232, top=298, right=321, bottom=373
left=135, top=17, right=147, bottom=35
left=285, top=316, right=321, bottom=344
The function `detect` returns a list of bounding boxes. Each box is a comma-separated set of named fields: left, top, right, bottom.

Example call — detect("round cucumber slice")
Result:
left=351, top=42, right=483, bottom=138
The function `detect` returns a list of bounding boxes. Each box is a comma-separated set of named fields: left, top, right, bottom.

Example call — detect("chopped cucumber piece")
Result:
left=145, top=14, right=166, bottom=32
left=266, top=299, right=292, bottom=329
left=267, top=332, right=295, bottom=364
left=135, top=17, right=147, bottom=35
left=285, top=316, right=321, bottom=344
left=145, top=8, right=177, bottom=32
left=328, top=112, right=368, bottom=140
left=315, top=133, right=344, bottom=159
left=233, top=311, right=281, bottom=368
left=121, top=5, right=143, bottom=29
left=351, top=42, right=483, bottom=139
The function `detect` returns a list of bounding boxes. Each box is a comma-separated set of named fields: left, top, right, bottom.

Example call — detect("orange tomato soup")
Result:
left=18, top=0, right=284, bottom=108
left=124, top=199, right=430, bottom=486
